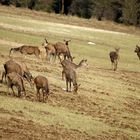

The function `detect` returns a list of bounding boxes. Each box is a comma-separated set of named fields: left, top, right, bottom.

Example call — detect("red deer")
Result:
left=2, top=60, right=33, bottom=85
left=42, top=38, right=56, bottom=62
left=34, top=75, right=49, bottom=102
left=54, top=40, right=73, bottom=61
left=7, top=72, right=25, bottom=97
left=109, top=48, right=120, bottom=71
left=134, top=45, right=140, bottom=60
left=61, top=59, right=87, bottom=80
left=9, top=45, right=40, bottom=58
left=61, top=62, right=80, bottom=93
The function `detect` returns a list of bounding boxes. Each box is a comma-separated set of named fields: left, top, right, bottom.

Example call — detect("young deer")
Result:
left=134, top=45, right=140, bottom=60
left=109, top=48, right=120, bottom=71
left=34, top=75, right=49, bottom=102
left=7, top=72, right=26, bottom=97
left=61, top=59, right=87, bottom=80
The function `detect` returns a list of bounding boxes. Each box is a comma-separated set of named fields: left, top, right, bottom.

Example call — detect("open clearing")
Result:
left=0, top=6, right=140, bottom=140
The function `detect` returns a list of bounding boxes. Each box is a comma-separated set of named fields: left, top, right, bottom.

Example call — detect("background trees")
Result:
left=0, top=0, right=140, bottom=26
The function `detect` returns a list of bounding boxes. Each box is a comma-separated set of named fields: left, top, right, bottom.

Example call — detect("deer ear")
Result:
left=78, top=84, right=81, bottom=87
left=85, top=59, right=87, bottom=62
left=45, top=38, right=48, bottom=43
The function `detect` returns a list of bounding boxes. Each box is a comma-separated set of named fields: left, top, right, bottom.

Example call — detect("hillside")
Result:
left=0, top=5, right=140, bottom=140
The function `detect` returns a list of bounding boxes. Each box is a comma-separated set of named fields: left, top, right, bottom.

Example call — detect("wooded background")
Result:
left=1, top=0, right=140, bottom=26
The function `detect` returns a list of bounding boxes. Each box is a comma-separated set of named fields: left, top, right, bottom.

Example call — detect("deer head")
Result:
left=64, top=39, right=71, bottom=45
left=135, top=45, right=140, bottom=53
left=73, top=83, right=81, bottom=93
left=115, top=47, right=120, bottom=53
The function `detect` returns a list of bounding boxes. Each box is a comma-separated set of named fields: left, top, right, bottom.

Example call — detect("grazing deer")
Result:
left=61, top=61, right=80, bottom=93
left=54, top=40, right=73, bottom=61
left=2, top=60, right=33, bottom=85
left=134, top=45, right=140, bottom=60
left=61, top=59, right=87, bottom=80
left=42, top=38, right=56, bottom=62
left=109, top=48, right=120, bottom=71
left=7, top=72, right=26, bottom=97
left=9, top=45, right=40, bottom=58
left=34, top=75, right=49, bottom=102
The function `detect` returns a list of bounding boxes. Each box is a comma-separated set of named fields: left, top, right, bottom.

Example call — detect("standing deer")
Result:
left=54, top=39, right=73, bottom=61
left=61, top=61, right=80, bottom=93
left=42, top=38, right=56, bottom=62
left=34, top=75, right=49, bottom=102
left=134, top=45, right=140, bottom=60
left=61, top=59, right=87, bottom=80
left=9, top=45, right=40, bottom=58
left=109, top=48, right=120, bottom=71
left=7, top=72, right=26, bottom=97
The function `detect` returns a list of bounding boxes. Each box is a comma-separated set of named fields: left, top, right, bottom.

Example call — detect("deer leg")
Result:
left=64, top=55, right=66, bottom=60
left=38, top=89, right=41, bottom=102
left=17, top=88, right=21, bottom=98
left=115, top=60, right=118, bottom=71
left=36, top=87, right=39, bottom=101
left=53, top=54, right=56, bottom=63
left=62, top=70, right=65, bottom=80
left=11, top=85, right=16, bottom=96
left=111, top=62, right=114, bottom=70
left=70, top=80, right=72, bottom=92
left=66, top=79, right=68, bottom=92
left=1, top=71, right=5, bottom=83
left=48, top=54, right=51, bottom=62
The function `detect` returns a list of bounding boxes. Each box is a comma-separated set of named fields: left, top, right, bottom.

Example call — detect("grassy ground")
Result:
left=0, top=5, right=140, bottom=140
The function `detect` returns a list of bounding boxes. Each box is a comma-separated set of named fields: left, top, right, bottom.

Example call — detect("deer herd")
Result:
left=0, top=38, right=140, bottom=102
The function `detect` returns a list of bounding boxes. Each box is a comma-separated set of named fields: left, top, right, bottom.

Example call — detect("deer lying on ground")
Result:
left=42, top=38, right=56, bottom=62
left=134, top=45, right=140, bottom=60
left=2, top=59, right=33, bottom=85
left=60, top=60, right=80, bottom=93
left=109, top=48, right=120, bottom=71
left=61, top=59, right=87, bottom=80
left=34, top=75, right=49, bottom=102
left=54, top=39, right=73, bottom=61
left=7, top=72, right=25, bottom=97
left=9, top=45, right=40, bottom=58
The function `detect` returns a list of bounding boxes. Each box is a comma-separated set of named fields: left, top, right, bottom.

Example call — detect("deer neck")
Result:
left=77, top=60, right=84, bottom=68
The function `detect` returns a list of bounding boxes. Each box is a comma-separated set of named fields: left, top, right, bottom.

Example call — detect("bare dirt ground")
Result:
left=0, top=115, right=94, bottom=140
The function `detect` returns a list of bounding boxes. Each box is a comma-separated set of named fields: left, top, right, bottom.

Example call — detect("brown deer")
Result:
left=34, top=75, right=49, bottom=102
left=134, top=45, right=140, bottom=60
left=2, top=60, right=33, bottom=85
left=61, top=59, right=87, bottom=80
left=42, top=38, right=56, bottom=62
left=54, top=40, right=73, bottom=61
left=7, top=72, right=26, bottom=97
left=109, top=48, right=120, bottom=71
left=61, top=61, right=80, bottom=93
left=9, top=45, right=40, bottom=58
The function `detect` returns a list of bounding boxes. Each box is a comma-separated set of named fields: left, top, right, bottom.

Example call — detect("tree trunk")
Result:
left=61, top=0, right=64, bottom=14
